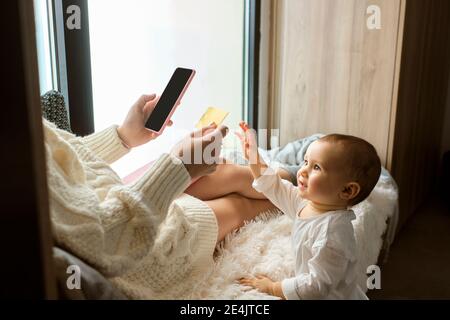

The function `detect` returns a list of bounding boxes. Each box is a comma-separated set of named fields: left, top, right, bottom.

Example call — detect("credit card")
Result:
left=195, top=106, right=229, bottom=129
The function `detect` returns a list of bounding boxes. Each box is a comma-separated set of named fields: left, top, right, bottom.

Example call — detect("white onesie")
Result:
left=252, top=168, right=368, bottom=300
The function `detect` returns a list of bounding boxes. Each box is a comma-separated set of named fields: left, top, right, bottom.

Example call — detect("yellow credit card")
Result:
left=195, top=107, right=229, bottom=129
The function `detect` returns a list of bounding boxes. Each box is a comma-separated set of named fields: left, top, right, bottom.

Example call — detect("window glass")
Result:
left=88, top=0, right=245, bottom=177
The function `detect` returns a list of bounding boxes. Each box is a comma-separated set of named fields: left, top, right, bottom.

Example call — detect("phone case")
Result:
left=149, top=69, right=196, bottom=135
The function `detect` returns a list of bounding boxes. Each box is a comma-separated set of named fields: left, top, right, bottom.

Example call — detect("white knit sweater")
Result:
left=43, top=119, right=218, bottom=299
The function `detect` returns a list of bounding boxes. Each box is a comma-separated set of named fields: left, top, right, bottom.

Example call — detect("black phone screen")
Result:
left=145, top=68, right=194, bottom=132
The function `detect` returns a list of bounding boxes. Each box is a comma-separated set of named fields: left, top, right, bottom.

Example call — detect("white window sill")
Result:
left=111, top=126, right=188, bottom=179
left=111, top=125, right=242, bottom=179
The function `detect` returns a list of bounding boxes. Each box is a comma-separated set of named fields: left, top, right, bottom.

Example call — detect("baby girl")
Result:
left=187, top=122, right=381, bottom=299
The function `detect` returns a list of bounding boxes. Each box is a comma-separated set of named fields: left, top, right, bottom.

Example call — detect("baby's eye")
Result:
left=303, top=160, right=308, bottom=166
left=314, top=164, right=321, bottom=170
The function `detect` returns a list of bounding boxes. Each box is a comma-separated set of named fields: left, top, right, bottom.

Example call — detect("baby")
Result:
left=235, top=124, right=381, bottom=299
left=184, top=122, right=381, bottom=298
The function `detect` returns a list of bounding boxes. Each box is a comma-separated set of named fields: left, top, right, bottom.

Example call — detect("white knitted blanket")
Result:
left=181, top=171, right=398, bottom=300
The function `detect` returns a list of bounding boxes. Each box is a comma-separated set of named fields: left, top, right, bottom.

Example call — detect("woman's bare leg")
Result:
left=203, top=193, right=278, bottom=243
left=185, top=161, right=266, bottom=200
left=185, top=159, right=294, bottom=201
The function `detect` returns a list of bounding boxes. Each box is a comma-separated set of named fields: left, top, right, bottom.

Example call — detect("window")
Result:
left=34, top=0, right=57, bottom=94
left=33, top=0, right=259, bottom=178
left=88, top=0, right=247, bottom=177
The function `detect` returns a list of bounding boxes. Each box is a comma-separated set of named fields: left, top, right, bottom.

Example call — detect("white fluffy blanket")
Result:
left=183, top=172, right=398, bottom=300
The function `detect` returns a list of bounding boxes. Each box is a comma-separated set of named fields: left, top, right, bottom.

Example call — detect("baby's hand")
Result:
left=239, top=275, right=276, bottom=296
left=235, top=121, right=258, bottom=164
left=239, top=275, right=285, bottom=299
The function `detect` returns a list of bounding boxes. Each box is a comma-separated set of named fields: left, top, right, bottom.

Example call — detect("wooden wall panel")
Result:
left=273, top=0, right=403, bottom=166
left=267, top=0, right=450, bottom=233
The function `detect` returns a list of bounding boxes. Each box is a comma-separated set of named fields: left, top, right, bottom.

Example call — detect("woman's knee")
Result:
left=221, top=164, right=252, bottom=186
left=227, top=194, right=252, bottom=221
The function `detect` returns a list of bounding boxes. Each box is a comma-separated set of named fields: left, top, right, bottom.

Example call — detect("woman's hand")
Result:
left=170, top=123, right=229, bottom=179
left=117, top=94, right=173, bottom=148
left=239, top=275, right=285, bottom=299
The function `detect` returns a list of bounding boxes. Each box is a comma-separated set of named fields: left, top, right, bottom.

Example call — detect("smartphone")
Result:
left=145, top=67, right=196, bottom=133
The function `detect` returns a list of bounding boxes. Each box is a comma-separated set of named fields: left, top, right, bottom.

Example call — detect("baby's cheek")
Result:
left=310, top=178, right=333, bottom=196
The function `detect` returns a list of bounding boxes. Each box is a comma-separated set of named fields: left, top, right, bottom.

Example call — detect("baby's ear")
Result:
left=340, top=182, right=361, bottom=202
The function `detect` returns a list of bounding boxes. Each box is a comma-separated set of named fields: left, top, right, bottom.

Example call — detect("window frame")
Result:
left=49, top=0, right=261, bottom=135
left=245, top=0, right=261, bottom=130
left=52, top=0, right=94, bottom=136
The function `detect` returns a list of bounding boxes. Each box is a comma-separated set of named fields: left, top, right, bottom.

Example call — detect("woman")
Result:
left=45, top=94, right=275, bottom=298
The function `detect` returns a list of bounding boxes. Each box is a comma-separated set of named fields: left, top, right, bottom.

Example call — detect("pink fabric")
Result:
left=122, top=160, right=200, bottom=186
left=122, top=161, right=155, bottom=185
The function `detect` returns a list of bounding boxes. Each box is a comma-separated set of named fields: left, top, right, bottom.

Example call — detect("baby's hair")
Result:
left=318, top=134, right=381, bottom=205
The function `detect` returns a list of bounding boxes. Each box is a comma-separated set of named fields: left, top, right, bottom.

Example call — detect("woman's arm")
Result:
left=45, top=97, right=228, bottom=277
left=82, top=94, right=173, bottom=164
left=48, top=151, right=191, bottom=276
left=81, top=125, right=130, bottom=164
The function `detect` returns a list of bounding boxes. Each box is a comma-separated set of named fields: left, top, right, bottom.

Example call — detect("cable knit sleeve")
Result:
left=128, top=153, right=191, bottom=217
left=44, top=118, right=214, bottom=293
left=46, top=122, right=192, bottom=276
left=81, top=125, right=130, bottom=164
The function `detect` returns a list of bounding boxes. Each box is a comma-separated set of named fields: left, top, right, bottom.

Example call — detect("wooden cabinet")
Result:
left=263, top=0, right=450, bottom=232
